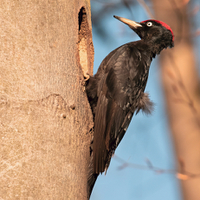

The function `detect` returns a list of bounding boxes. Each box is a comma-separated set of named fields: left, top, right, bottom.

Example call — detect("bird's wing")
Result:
left=93, top=44, right=143, bottom=174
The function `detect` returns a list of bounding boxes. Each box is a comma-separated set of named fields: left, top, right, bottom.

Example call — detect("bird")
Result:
left=86, top=15, right=174, bottom=198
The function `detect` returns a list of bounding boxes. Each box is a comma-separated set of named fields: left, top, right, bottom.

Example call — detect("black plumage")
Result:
left=86, top=15, right=174, bottom=198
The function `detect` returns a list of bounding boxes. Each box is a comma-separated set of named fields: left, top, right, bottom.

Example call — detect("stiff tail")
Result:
left=87, top=151, right=99, bottom=199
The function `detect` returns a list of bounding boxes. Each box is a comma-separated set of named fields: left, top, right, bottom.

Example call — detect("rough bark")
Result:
left=152, top=0, right=200, bottom=199
left=0, top=0, right=93, bottom=199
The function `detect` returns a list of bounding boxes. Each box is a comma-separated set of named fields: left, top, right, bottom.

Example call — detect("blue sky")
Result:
left=88, top=1, right=200, bottom=199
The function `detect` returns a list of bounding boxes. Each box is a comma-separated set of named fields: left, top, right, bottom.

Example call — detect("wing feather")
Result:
left=93, top=42, right=152, bottom=174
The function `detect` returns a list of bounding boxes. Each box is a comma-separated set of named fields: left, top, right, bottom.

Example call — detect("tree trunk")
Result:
left=0, top=0, right=93, bottom=199
left=152, top=0, right=200, bottom=199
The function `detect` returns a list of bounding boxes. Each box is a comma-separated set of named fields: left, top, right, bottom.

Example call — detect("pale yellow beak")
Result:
left=114, top=15, right=142, bottom=28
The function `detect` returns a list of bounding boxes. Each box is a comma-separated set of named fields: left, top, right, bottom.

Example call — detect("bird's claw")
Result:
left=84, top=71, right=90, bottom=81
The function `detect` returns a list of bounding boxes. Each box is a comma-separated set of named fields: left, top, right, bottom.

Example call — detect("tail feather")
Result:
left=88, top=152, right=99, bottom=199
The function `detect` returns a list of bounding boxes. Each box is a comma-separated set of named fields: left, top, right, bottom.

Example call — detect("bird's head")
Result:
left=114, top=15, right=174, bottom=52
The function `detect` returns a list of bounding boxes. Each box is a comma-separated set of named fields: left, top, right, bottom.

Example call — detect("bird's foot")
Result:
left=84, top=71, right=90, bottom=81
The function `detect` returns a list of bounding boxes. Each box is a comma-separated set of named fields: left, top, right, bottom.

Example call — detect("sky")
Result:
left=89, top=1, right=200, bottom=200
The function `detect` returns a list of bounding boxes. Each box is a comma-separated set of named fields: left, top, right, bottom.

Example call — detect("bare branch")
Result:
left=114, top=154, right=200, bottom=180
left=136, top=0, right=154, bottom=18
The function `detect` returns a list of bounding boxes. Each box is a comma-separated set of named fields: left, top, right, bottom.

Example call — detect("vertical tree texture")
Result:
left=0, top=0, right=93, bottom=199
left=152, top=0, right=200, bottom=199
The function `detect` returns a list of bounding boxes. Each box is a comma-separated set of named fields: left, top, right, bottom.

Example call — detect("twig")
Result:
left=136, top=0, right=155, bottom=18
left=114, top=154, right=200, bottom=180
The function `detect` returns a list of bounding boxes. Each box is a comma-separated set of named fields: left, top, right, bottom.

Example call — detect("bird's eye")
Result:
left=147, top=22, right=153, bottom=27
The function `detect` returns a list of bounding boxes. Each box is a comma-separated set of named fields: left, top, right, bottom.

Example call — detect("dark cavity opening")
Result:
left=78, top=7, right=86, bottom=31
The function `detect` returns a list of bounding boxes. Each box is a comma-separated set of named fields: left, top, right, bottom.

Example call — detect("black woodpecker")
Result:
left=86, top=15, right=174, bottom=198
